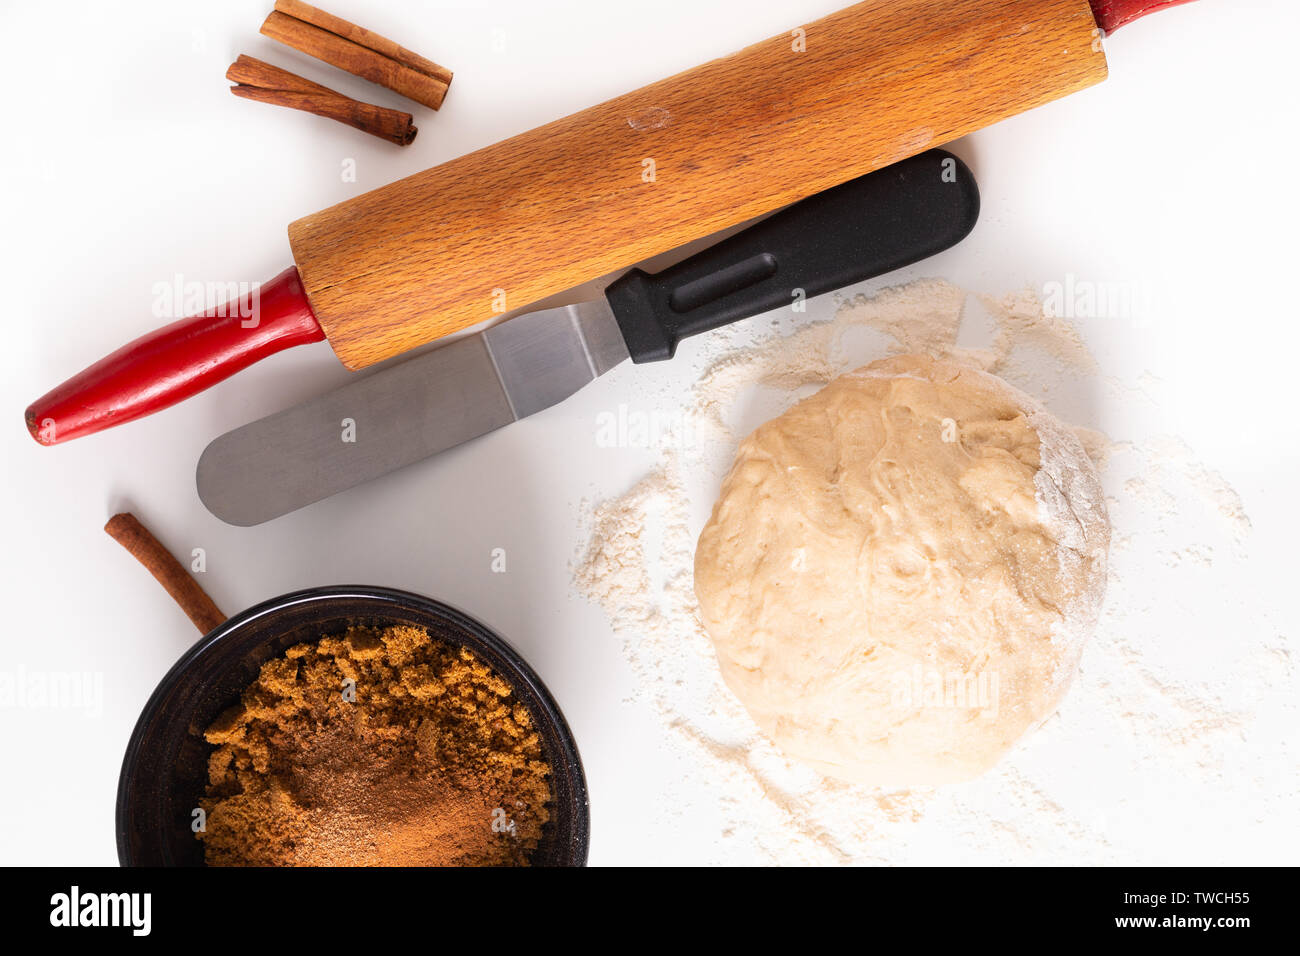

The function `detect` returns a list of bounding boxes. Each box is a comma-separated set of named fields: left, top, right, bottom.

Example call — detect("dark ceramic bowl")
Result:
left=117, top=585, right=589, bottom=866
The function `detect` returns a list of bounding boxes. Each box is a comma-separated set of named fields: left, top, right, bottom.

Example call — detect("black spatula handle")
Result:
left=605, top=149, right=979, bottom=363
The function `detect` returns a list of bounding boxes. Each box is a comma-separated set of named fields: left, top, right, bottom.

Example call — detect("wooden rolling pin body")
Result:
left=290, top=0, right=1107, bottom=370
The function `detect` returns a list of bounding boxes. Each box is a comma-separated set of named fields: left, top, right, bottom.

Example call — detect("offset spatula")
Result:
left=197, top=149, right=979, bottom=525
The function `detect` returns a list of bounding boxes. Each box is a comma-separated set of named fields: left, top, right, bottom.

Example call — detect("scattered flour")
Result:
left=572, top=278, right=1296, bottom=865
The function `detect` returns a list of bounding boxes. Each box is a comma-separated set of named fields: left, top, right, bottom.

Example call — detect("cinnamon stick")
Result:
left=104, top=513, right=226, bottom=634
left=227, top=55, right=417, bottom=146
left=261, top=0, right=452, bottom=110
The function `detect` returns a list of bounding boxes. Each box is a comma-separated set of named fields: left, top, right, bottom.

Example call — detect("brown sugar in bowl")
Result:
left=116, top=586, right=589, bottom=866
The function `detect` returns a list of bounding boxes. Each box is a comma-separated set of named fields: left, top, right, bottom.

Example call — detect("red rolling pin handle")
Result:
left=1089, top=0, right=1195, bottom=33
left=24, top=267, right=323, bottom=445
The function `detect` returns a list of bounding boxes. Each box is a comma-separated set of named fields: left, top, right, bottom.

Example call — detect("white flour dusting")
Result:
left=573, top=279, right=1296, bottom=865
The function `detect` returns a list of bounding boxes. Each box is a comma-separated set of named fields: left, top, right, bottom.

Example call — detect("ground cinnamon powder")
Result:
left=197, top=625, right=552, bottom=866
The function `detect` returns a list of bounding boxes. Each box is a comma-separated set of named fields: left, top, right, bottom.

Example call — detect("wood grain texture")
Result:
left=289, top=0, right=1107, bottom=370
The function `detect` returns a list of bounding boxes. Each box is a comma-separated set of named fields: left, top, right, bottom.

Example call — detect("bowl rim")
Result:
left=116, top=584, right=590, bottom=866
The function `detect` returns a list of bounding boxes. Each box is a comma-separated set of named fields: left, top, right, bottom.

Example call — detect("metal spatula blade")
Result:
left=197, top=300, right=627, bottom=526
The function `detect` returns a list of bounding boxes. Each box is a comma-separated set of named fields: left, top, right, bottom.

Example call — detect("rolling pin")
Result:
left=26, top=0, right=1192, bottom=445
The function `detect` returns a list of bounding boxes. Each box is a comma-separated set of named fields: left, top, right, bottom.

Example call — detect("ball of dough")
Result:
left=694, top=354, right=1109, bottom=786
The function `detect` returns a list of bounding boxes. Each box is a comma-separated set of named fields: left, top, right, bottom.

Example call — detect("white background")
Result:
left=2, top=0, right=1297, bottom=865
